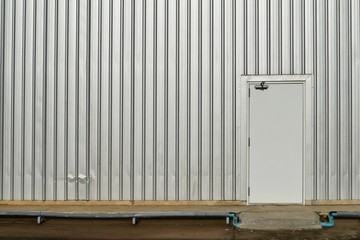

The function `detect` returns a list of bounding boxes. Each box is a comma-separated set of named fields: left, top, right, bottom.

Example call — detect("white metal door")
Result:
left=249, top=83, right=303, bottom=204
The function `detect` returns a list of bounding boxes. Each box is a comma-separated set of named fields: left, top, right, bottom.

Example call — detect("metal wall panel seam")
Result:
left=0, top=0, right=5, bottom=200
left=64, top=0, right=69, bottom=200
left=336, top=0, right=340, bottom=199
left=353, top=0, right=360, bottom=199
left=268, top=0, right=271, bottom=74
left=75, top=0, right=80, bottom=201
left=21, top=0, right=26, bottom=201
left=325, top=0, right=329, bottom=200
left=220, top=0, right=224, bottom=201
left=278, top=0, right=282, bottom=73
left=289, top=0, right=294, bottom=74
left=301, top=0, right=305, bottom=74
left=164, top=0, right=168, bottom=201
left=10, top=0, right=16, bottom=201
left=86, top=0, right=91, bottom=201
left=244, top=0, right=247, bottom=74
left=130, top=0, right=135, bottom=201
left=209, top=0, right=214, bottom=200
left=97, top=0, right=102, bottom=200
left=119, top=0, right=124, bottom=200
left=197, top=0, right=202, bottom=201
left=54, top=0, right=59, bottom=201
left=348, top=0, right=352, bottom=199
left=175, top=0, right=179, bottom=201
left=31, top=0, right=37, bottom=201
left=141, top=0, right=146, bottom=201
left=232, top=0, right=236, bottom=200
left=109, top=0, right=113, bottom=201
left=312, top=0, right=317, bottom=199
left=42, top=0, right=48, bottom=201
left=187, top=0, right=191, bottom=201
left=255, top=0, right=259, bottom=74
left=152, top=0, right=157, bottom=201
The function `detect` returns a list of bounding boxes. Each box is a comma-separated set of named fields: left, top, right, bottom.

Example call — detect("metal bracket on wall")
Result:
left=255, top=82, right=269, bottom=91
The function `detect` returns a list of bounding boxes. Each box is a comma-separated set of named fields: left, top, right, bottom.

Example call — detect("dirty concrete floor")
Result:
left=0, top=218, right=359, bottom=239
left=0, top=205, right=359, bottom=239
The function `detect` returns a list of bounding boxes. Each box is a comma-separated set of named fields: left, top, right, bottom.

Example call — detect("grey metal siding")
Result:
left=0, top=0, right=359, bottom=201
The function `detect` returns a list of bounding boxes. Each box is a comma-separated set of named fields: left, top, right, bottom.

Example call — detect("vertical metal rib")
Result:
left=97, top=0, right=102, bottom=200
left=289, top=0, right=294, bottom=74
left=255, top=0, right=259, bottom=74
left=198, top=0, right=202, bottom=200
left=278, top=0, right=282, bottom=74
left=301, top=0, right=305, bottom=74
left=75, top=0, right=80, bottom=201
left=325, top=0, right=329, bottom=199
left=10, top=0, right=16, bottom=201
left=54, top=0, right=59, bottom=201
left=244, top=0, right=248, bottom=74
left=42, top=0, right=48, bottom=201
left=313, top=0, right=317, bottom=199
left=108, top=0, right=113, bottom=201
left=186, top=0, right=191, bottom=201
left=348, top=0, right=353, bottom=199
left=0, top=0, right=5, bottom=200
left=220, top=0, right=225, bottom=200
left=32, top=0, right=37, bottom=201
left=21, top=0, right=27, bottom=200
left=86, top=0, right=91, bottom=201
left=130, top=0, right=135, bottom=201
left=119, top=0, right=124, bottom=200
left=209, top=0, right=213, bottom=200
left=175, top=0, right=180, bottom=201
left=164, top=0, right=169, bottom=200
left=267, top=0, right=270, bottom=74
left=336, top=0, right=341, bottom=199
left=141, top=0, right=146, bottom=200
left=152, top=0, right=157, bottom=201
left=64, top=0, right=69, bottom=200
left=232, top=0, right=236, bottom=200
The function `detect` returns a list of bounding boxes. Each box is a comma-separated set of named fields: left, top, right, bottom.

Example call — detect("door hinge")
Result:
left=248, top=88, right=251, bottom=97
left=248, top=187, right=250, bottom=196
left=248, top=138, right=250, bottom=147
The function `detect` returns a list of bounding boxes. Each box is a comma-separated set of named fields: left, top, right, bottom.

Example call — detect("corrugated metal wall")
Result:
left=0, top=0, right=359, bottom=201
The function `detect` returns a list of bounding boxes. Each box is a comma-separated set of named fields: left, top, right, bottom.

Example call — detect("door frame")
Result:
left=240, top=75, right=314, bottom=205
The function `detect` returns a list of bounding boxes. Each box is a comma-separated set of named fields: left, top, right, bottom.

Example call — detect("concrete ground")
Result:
left=0, top=204, right=359, bottom=239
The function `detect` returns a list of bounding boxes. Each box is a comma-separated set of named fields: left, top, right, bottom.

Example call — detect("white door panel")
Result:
left=249, top=83, right=303, bottom=204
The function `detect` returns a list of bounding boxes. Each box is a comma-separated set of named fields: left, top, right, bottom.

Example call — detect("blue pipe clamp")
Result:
left=228, top=212, right=241, bottom=228
left=320, top=211, right=337, bottom=228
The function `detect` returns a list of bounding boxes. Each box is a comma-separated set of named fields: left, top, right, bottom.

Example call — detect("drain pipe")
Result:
left=0, top=211, right=241, bottom=228
left=320, top=211, right=360, bottom=228
left=334, top=212, right=360, bottom=218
